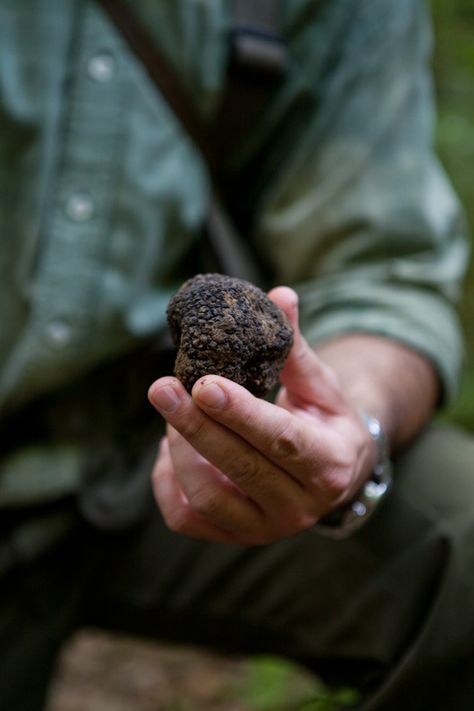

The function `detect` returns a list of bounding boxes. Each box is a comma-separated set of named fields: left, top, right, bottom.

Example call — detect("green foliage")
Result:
left=234, top=656, right=361, bottom=711
left=298, top=687, right=361, bottom=711
left=432, top=0, right=474, bottom=429
left=235, top=656, right=321, bottom=710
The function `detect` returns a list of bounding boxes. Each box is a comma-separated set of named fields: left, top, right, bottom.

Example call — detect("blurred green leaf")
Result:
left=432, top=0, right=474, bottom=431
left=235, top=656, right=327, bottom=711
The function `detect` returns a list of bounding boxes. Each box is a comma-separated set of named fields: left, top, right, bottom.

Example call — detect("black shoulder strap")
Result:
left=212, top=0, right=287, bottom=178
left=97, top=0, right=285, bottom=182
left=96, top=0, right=285, bottom=283
left=97, top=0, right=220, bottom=181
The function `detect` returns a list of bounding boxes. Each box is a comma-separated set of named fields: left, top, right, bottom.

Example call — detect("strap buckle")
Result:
left=230, top=0, right=287, bottom=80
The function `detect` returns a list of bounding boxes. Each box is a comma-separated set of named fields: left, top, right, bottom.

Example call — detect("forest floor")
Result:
left=46, top=629, right=347, bottom=711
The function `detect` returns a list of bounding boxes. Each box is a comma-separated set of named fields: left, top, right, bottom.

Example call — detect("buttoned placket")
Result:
left=31, top=5, right=128, bottom=358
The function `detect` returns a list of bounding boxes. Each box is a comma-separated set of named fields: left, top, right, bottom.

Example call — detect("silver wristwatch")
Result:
left=313, top=414, right=393, bottom=539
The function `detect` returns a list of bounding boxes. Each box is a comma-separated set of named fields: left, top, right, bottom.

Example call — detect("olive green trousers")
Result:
left=1, top=424, right=473, bottom=711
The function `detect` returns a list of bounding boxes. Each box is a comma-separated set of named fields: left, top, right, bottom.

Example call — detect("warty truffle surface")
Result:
left=167, top=274, right=294, bottom=397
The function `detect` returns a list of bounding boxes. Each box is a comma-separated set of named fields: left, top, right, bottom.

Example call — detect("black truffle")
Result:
left=167, top=274, right=294, bottom=397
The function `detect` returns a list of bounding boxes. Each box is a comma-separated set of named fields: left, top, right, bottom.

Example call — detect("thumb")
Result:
left=268, top=287, right=344, bottom=411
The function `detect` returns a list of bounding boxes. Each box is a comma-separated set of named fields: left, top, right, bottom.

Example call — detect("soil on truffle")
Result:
left=167, top=274, right=294, bottom=397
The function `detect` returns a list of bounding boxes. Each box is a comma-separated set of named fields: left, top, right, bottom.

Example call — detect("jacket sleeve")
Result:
left=254, top=0, right=470, bottom=404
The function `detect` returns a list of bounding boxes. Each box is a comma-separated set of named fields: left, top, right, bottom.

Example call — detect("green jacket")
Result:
left=0, top=0, right=469, bottom=508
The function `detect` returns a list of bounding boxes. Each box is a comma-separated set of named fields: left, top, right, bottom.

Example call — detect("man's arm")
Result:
left=255, top=0, right=467, bottom=409
left=314, top=333, right=439, bottom=453
left=148, top=287, right=438, bottom=546
left=147, top=0, right=465, bottom=546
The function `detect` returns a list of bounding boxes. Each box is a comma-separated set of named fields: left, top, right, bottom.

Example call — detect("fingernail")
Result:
left=197, top=381, right=227, bottom=408
left=153, top=385, right=181, bottom=413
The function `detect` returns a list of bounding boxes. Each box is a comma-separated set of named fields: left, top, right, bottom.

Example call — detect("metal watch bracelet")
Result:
left=313, top=414, right=393, bottom=539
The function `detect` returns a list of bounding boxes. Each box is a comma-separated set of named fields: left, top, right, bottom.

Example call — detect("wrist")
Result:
left=313, top=413, right=393, bottom=539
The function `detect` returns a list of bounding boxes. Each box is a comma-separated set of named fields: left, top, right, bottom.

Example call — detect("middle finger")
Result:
left=149, top=377, right=307, bottom=514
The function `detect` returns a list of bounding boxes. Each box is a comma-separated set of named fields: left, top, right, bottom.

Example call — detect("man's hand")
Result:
left=148, top=287, right=375, bottom=545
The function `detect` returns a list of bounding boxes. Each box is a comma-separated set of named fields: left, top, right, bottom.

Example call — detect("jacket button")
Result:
left=88, top=52, right=116, bottom=82
left=65, top=193, right=94, bottom=222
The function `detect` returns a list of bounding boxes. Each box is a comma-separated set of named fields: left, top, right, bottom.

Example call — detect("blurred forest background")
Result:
left=47, top=2, right=474, bottom=711
left=434, top=0, right=474, bottom=430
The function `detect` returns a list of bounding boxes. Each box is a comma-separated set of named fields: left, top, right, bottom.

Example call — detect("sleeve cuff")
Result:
left=297, top=278, right=465, bottom=406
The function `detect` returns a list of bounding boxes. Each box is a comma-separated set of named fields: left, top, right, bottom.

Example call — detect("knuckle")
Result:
left=180, top=414, right=207, bottom=441
left=293, top=343, right=314, bottom=368
left=269, top=420, right=299, bottom=461
left=288, top=508, right=317, bottom=532
left=320, top=467, right=352, bottom=499
left=320, top=361, right=340, bottom=387
left=190, top=485, right=224, bottom=519
left=272, top=506, right=316, bottom=537
left=163, top=506, right=190, bottom=533
left=231, top=457, right=260, bottom=487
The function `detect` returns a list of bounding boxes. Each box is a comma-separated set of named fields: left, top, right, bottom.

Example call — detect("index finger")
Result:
left=148, top=376, right=306, bottom=509
left=191, top=376, right=339, bottom=485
